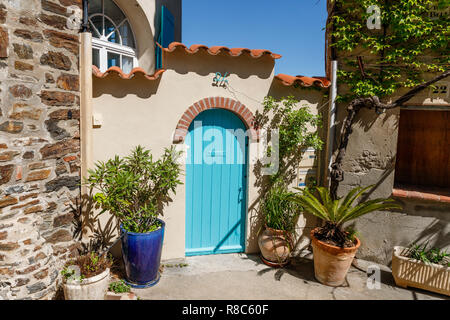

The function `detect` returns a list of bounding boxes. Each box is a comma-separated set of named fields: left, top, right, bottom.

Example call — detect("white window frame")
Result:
left=89, top=0, right=138, bottom=73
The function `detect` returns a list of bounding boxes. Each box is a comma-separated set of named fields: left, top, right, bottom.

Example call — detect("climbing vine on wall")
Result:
left=327, top=0, right=450, bottom=199
left=255, top=96, right=324, bottom=186
left=329, top=0, right=449, bottom=101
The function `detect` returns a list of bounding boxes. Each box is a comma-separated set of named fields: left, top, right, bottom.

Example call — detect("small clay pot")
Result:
left=310, top=228, right=360, bottom=287
left=258, top=226, right=291, bottom=266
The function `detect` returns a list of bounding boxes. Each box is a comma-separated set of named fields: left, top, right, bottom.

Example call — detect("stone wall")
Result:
left=334, top=103, right=450, bottom=265
left=332, top=69, right=450, bottom=265
left=0, top=0, right=81, bottom=300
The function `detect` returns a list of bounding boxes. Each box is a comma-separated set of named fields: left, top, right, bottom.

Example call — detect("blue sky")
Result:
left=182, top=0, right=328, bottom=77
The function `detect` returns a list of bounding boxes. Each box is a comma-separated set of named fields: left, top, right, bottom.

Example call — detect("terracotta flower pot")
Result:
left=258, top=226, right=291, bottom=266
left=310, top=228, right=360, bottom=286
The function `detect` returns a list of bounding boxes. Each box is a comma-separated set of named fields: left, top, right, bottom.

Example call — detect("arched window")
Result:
left=89, top=0, right=137, bottom=73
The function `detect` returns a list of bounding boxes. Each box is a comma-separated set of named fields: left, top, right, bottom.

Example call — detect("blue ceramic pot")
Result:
left=120, top=219, right=165, bottom=288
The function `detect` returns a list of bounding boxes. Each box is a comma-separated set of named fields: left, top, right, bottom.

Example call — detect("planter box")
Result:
left=392, top=246, right=450, bottom=296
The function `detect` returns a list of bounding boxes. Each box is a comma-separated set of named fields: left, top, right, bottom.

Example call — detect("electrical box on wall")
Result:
left=297, top=168, right=317, bottom=189
left=93, top=113, right=103, bottom=128
left=297, top=148, right=319, bottom=189
left=299, top=148, right=318, bottom=168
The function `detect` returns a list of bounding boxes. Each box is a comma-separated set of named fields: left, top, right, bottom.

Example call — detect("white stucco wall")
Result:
left=92, top=50, right=327, bottom=260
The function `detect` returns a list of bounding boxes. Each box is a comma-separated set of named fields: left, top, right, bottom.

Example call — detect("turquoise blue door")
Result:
left=185, top=109, right=248, bottom=256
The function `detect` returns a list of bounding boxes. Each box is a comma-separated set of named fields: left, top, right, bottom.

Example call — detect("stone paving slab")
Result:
left=131, top=254, right=448, bottom=300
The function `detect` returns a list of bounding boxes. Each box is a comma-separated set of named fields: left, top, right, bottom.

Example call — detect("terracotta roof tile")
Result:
left=164, top=42, right=282, bottom=59
left=275, top=74, right=331, bottom=88
left=92, top=65, right=165, bottom=80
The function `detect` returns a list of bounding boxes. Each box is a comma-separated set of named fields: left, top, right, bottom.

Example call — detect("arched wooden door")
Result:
left=185, top=109, right=248, bottom=256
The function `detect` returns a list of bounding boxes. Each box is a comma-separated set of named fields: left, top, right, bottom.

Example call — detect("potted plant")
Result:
left=392, top=243, right=449, bottom=296
left=291, top=185, right=402, bottom=286
left=258, top=184, right=301, bottom=267
left=61, top=252, right=112, bottom=300
left=85, top=146, right=182, bottom=288
left=105, top=280, right=137, bottom=300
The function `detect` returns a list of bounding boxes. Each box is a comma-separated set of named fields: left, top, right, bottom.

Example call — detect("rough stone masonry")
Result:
left=0, top=0, right=82, bottom=300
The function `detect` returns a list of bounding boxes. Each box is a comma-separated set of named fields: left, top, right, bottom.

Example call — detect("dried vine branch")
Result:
left=330, top=69, right=450, bottom=200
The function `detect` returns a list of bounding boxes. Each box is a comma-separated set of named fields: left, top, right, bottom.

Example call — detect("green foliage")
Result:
left=261, top=183, right=301, bottom=233
left=291, top=185, right=402, bottom=227
left=84, top=252, right=101, bottom=274
left=255, top=96, right=323, bottom=239
left=345, top=226, right=360, bottom=242
left=61, top=252, right=112, bottom=281
left=407, top=243, right=450, bottom=265
left=90, top=252, right=99, bottom=265
left=256, top=96, right=324, bottom=185
left=291, top=185, right=402, bottom=246
left=108, top=280, right=131, bottom=293
left=61, top=266, right=82, bottom=281
left=330, top=0, right=449, bottom=100
left=85, top=146, right=183, bottom=233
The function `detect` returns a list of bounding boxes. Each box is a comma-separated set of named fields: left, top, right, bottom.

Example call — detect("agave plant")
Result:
left=291, top=185, right=402, bottom=247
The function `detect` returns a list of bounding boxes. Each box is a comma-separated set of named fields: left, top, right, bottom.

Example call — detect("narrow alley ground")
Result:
left=128, top=253, right=447, bottom=300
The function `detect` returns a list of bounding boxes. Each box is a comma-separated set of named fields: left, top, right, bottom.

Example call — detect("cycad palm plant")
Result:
left=292, top=185, right=402, bottom=247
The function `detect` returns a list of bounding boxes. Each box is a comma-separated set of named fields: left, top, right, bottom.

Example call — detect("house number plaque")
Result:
left=213, top=72, right=229, bottom=87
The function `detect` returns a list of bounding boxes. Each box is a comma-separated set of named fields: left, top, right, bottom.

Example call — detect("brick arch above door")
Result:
left=173, top=97, right=258, bottom=143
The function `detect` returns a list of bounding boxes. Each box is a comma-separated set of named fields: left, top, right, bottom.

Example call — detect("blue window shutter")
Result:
left=156, top=5, right=175, bottom=69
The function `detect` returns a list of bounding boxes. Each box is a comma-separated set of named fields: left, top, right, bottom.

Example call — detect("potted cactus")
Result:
left=291, top=185, right=402, bottom=286
left=85, top=146, right=182, bottom=288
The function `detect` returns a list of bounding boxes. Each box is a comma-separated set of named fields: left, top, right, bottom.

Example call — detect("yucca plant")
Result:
left=291, top=185, right=402, bottom=247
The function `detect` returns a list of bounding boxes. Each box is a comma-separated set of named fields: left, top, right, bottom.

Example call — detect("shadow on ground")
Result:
left=107, top=253, right=447, bottom=300
left=249, top=255, right=317, bottom=284
left=246, top=253, right=447, bottom=300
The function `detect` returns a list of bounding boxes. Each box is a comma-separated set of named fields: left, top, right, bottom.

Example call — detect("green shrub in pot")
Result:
left=85, top=145, right=183, bottom=233
left=84, top=145, right=183, bottom=287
